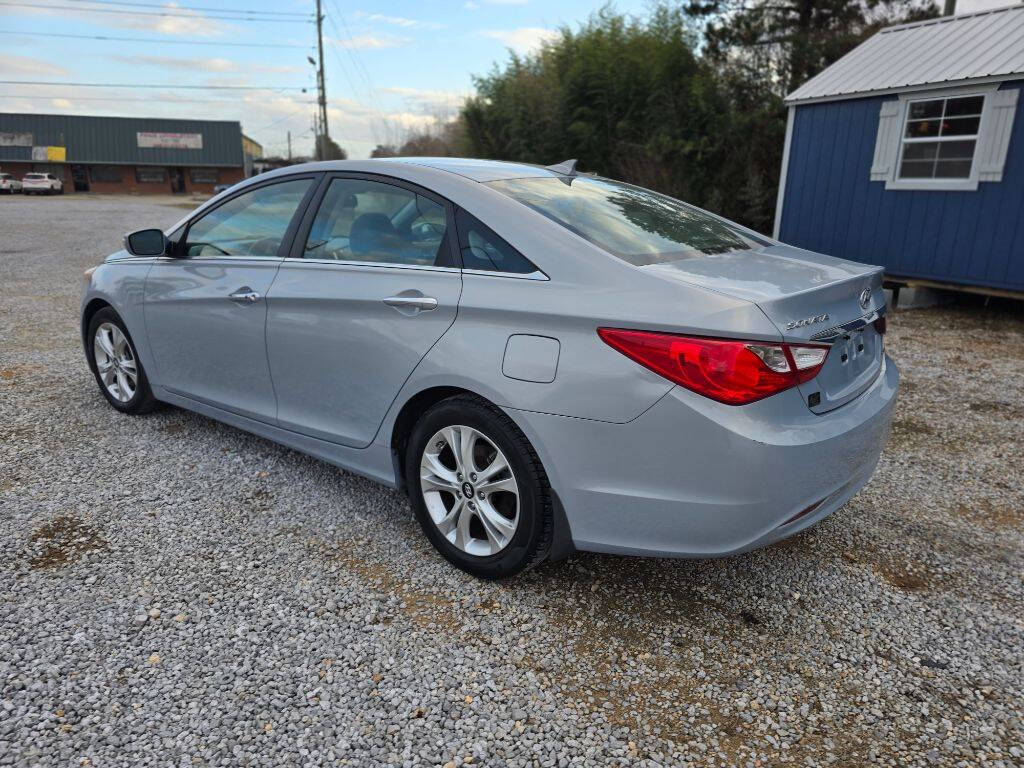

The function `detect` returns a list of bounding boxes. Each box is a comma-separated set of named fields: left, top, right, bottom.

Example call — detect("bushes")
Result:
left=459, top=8, right=784, bottom=233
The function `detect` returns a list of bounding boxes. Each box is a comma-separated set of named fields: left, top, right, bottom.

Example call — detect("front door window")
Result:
left=184, top=178, right=313, bottom=258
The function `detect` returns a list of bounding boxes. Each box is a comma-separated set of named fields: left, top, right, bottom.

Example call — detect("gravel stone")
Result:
left=1, top=194, right=1022, bottom=766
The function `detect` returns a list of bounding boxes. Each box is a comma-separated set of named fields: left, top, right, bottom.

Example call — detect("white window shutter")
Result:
left=870, top=100, right=902, bottom=181
left=978, top=88, right=1019, bottom=183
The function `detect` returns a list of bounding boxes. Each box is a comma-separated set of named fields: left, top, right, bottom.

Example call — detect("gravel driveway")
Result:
left=1, top=194, right=1022, bottom=767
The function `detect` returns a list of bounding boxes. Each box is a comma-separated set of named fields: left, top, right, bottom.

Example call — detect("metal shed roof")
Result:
left=785, top=4, right=1024, bottom=105
left=0, top=113, right=243, bottom=166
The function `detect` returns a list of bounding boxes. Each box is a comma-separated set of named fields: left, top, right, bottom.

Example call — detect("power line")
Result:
left=0, top=29, right=311, bottom=48
left=256, top=102, right=312, bottom=131
left=59, top=0, right=311, bottom=16
left=0, top=93, right=315, bottom=104
left=323, top=0, right=389, bottom=134
left=0, top=1, right=313, bottom=22
left=0, top=80, right=310, bottom=91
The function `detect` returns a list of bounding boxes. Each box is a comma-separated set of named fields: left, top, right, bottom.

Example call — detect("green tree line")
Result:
left=378, top=0, right=938, bottom=234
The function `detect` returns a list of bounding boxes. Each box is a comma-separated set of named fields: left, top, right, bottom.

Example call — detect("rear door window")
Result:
left=301, top=177, right=453, bottom=267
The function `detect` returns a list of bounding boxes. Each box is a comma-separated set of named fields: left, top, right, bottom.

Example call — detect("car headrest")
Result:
left=350, top=212, right=400, bottom=256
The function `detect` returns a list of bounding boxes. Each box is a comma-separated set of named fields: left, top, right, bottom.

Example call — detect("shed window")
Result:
left=898, top=95, right=982, bottom=180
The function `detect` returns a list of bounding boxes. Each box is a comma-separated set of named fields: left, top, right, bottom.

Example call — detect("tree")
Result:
left=686, top=0, right=939, bottom=97
left=461, top=8, right=777, bottom=229
left=318, top=135, right=347, bottom=160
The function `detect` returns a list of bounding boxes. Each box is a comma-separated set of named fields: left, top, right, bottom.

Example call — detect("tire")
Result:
left=86, top=307, right=158, bottom=415
left=405, top=394, right=552, bottom=579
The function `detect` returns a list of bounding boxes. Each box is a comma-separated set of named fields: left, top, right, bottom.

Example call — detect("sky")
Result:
left=0, top=0, right=1011, bottom=159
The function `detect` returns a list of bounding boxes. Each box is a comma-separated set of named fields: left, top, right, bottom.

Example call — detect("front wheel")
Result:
left=406, top=395, right=552, bottom=579
left=87, top=307, right=157, bottom=414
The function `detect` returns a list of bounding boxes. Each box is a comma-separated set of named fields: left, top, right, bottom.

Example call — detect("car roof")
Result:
left=257, top=157, right=565, bottom=183
left=376, top=157, right=558, bottom=182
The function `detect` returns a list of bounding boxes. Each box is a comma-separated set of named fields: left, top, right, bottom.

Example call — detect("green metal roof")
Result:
left=0, top=113, right=244, bottom=166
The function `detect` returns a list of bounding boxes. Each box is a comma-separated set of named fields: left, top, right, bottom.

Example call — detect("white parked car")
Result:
left=0, top=173, right=22, bottom=194
left=22, top=172, right=63, bottom=195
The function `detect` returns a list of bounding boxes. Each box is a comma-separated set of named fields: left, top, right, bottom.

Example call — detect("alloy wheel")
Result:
left=93, top=322, right=138, bottom=403
left=419, top=425, right=520, bottom=556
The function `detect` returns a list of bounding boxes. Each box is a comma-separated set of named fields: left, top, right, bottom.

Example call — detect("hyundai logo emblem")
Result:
left=859, top=287, right=872, bottom=311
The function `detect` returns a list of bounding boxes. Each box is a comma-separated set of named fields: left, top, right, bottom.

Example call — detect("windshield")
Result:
left=485, top=176, right=767, bottom=266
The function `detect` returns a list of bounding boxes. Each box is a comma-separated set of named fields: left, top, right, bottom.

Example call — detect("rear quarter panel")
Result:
left=377, top=250, right=783, bottom=444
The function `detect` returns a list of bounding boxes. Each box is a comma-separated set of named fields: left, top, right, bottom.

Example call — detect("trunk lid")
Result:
left=643, top=244, right=886, bottom=413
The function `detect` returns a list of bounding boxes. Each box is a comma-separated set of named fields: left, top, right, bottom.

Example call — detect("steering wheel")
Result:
left=245, top=237, right=281, bottom=256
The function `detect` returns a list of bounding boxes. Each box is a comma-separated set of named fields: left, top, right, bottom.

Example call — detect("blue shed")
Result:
left=774, top=5, right=1024, bottom=296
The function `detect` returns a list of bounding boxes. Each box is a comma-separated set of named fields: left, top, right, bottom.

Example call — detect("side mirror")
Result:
left=124, top=228, right=168, bottom=257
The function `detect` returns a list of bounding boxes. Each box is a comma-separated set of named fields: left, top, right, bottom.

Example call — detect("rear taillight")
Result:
left=873, top=315, right=886, bottom=335
left=597, top=328, right=830, bottom=406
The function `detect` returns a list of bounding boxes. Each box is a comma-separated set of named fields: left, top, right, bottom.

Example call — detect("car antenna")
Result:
left=545, top=158, right=579, bottom=177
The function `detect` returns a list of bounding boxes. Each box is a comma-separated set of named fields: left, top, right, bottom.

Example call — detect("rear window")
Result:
left=0, top=174, right=10, bottom=180
left=485, top=176, right=767, bottom=266
left=25, top=174, right=44, bottom=179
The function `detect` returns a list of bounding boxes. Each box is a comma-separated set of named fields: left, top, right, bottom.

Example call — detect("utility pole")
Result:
left=287, top=130, right=292, bottom=161
left=943, top=0, right=955, bottom=14
left=315, top=0, right=329, bottom=160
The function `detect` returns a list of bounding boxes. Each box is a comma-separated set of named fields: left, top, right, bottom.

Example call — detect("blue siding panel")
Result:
left=779, top=81, right=1024, bottom=293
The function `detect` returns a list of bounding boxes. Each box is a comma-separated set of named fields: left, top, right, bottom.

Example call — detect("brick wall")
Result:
left=0, top=164, right=245, bottom=194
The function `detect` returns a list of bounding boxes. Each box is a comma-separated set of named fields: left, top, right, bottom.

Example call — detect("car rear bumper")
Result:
left=509, top=354, right=899, bottom=558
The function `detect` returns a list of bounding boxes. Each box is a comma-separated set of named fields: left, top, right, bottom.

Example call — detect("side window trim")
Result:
left=285, top=171, right=461, bottom=270
left=176, top=173, right=322, bottom=260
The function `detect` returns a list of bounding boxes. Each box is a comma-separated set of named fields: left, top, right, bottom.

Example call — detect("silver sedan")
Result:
left=81, top=158, right=898, bottom=578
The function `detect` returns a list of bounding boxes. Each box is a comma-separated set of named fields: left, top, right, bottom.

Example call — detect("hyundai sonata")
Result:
left=81, top=158, right=898, bottom=578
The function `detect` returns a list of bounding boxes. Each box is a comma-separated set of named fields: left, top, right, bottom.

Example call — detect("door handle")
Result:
left=229, top=287, right=262, bottom=304
left=382, top=295, right=438, bottom=311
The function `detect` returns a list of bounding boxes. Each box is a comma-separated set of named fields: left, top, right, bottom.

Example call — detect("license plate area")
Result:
left=801, top=324, right=883, bottom=413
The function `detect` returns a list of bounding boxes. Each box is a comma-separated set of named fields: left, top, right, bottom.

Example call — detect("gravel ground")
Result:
left=1, top=194, right=1022, bottom=768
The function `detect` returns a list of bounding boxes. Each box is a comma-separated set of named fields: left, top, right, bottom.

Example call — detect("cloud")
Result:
left=330, top=35, right=412, bottom=50
left=463, top=1, right=479, bottom=8
left=481, top=27, right=558, bottom=54
left=378, top=111, right=438, bottom=131
left=121, top=55, right=237, bottom=72
left=0, top=54, right=69, bottom=77
left=8, top=2, right=227, bottom=37
left=377, top=86, right=470, bottom=115
left=52, top=98, right=72, bottom=109
left=353, top=11, right=445, bottom=30
left=113, top=55, right=301, bottom=74
left=484, top=0, right=530, bottom=5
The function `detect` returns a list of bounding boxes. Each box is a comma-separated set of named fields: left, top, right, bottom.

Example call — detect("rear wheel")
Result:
left=87, top=307, right=157, bottom=414
left=406, top=395, right=552, bottom=579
